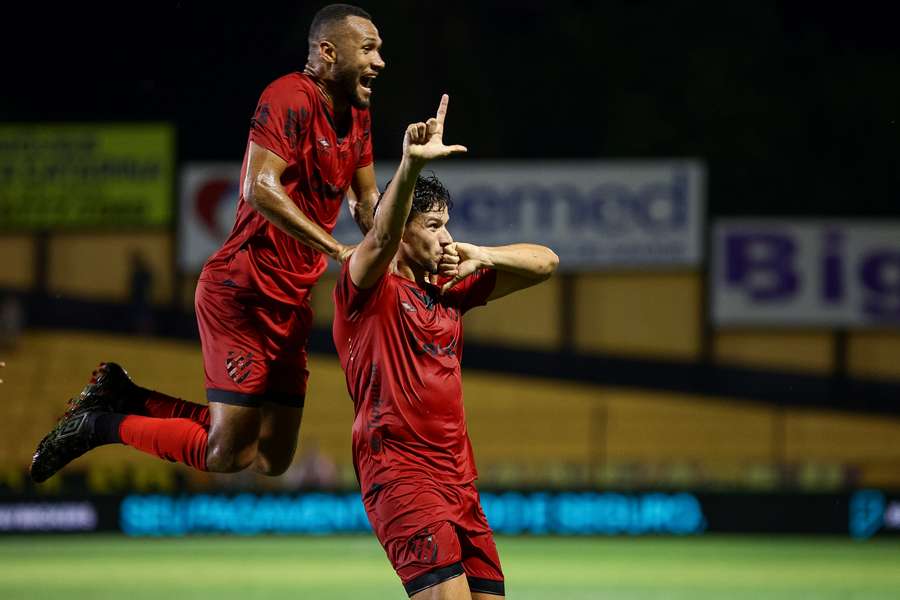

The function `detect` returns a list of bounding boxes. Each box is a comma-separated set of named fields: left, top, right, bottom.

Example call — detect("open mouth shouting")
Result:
left=359, top=72, right=377, bottom=95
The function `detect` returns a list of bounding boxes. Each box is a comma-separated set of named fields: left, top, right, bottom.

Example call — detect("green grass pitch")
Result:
left=1, top=535, right=899, bottom=599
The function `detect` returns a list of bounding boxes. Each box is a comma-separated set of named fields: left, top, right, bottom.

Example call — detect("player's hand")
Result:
left=336, top=243, right=357, bottom=264
left=440, top=242, right=485, bottom=294
left=403, top=94, right=467, bottom=163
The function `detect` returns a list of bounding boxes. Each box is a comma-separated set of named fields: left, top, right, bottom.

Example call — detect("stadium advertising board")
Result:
left=850, top=490, right=900, bottom=539
left=179, top=161, right=705, bottom=272
left=0, top=500, right=103, bottom=533
left=4, top=491, right=899, bottom=538
left=712, top=220, right=900, bottom=327
left=0, top=124, right=174, bottom=229
left=119, top=491, right=707, bottom=537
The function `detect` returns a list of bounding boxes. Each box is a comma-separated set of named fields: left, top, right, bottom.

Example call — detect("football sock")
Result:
left=90, top=412, right=126, bottom=445
left=139, top=389, right=211, bottom=426
left=117, top=415, right=209, bottom=471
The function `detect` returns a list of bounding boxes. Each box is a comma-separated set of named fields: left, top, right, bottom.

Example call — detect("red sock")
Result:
left=142, top=391, right=210, bottom=427
left=118, top=415, right=208, bottom=471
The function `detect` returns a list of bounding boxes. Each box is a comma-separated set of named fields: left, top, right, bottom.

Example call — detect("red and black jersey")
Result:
left=333, top=262, right=497, bottom=493
left=202, top=72, right=373, bottom=306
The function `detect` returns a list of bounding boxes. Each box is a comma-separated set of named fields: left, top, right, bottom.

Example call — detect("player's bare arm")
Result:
left=349, top=94, right=466, bottom=289
left=349, top=163, right=379, bottom=234
left=440, top=242, right=559, bottom=300
left=244, top=141, right=354, bottom=263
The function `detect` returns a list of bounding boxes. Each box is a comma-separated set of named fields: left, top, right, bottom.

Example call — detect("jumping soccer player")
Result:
left=333, top=95, right=559, bottom=598
left=30, top=4, right=385, bottom=481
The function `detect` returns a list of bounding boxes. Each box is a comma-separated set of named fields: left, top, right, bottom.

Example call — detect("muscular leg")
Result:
left=471, top=593, right=504, bottom=600
left=410, top=573, right=471, bottom=600
left=205, top=402, right=261, bottom=473
left=254, top=403, right=303, bottom=476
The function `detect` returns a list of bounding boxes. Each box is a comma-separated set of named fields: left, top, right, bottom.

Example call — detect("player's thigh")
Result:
left=409, top=572, right=471, bottom=600
left=260, top=300, right=312, bottom=403
left=389, top=521, right=468, bottom=597
left=457, top=486, right=504, bottom=597
left=206, top=402, right=261, bottom=471
left=255, top=402, right=303, bottom=474
left=254, top=304, right=311, bottom=472
left=458, top=528, right=504, bottom=597
left=196, top=279, right=270, bottom=402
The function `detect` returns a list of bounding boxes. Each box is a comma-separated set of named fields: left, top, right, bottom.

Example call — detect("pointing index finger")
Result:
left=435, top=94, right=449, bottom=126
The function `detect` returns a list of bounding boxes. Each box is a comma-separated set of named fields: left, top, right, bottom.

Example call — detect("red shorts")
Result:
left=363, top=478, right=504, bottom=597
left=195, top=277, right=311, bottom=408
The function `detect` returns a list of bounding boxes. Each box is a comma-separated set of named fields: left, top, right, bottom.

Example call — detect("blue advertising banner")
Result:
left=5, top=491, right=897, bottom=538
left=119, top=491, right=707, bottom=537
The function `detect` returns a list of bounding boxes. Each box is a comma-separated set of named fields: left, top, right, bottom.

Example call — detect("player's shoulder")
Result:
left=335, top=263, right=399, bottom=319
left=262, top=72, right=317, bottom=102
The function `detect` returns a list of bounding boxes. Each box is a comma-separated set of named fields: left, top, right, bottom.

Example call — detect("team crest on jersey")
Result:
left=409, top=532, right=439, bottom=564
left=400, top=300, right=416, bottom=312
left=318, top=137, right=330, bottom=149
left=225, top=351, right=254, bottom=384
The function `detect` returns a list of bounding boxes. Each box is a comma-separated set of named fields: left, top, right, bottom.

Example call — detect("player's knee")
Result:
left=254, top=448, right=295, bottom=477
left=205, top=440, right=257, bottom=473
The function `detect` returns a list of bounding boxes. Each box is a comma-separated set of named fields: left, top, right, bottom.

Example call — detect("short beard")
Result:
left=411, top=254, right=438, bottom=276
left=334, top=62, right=369, bottom=109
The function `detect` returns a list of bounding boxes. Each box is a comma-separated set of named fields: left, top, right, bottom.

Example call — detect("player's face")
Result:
left=333, top=16, right=384, bottom=109
left=401, top=207, right=452, bottom=275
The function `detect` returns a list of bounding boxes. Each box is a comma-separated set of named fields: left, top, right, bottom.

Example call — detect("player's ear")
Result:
left=319, top=40, right=337, bottom=65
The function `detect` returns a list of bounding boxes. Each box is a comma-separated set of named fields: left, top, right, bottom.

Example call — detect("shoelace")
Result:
left=54, top=365, right=106, bottom=424
left=55, top=396, right=86, bottom=425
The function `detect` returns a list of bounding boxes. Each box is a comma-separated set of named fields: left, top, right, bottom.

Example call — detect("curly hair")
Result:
left=376, top=172, right=453, bottom=222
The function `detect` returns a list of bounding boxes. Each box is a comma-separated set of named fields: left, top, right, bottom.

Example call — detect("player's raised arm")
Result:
left=244, top=141, right=355, bottom=263
left=440, top=242, right=559, bottom=300
left=349, top=95, right=466, bottom=289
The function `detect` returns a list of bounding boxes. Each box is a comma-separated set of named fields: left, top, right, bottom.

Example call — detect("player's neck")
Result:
left=304, top=68, right=352, bottom=128
left=393, top=258, right=434, bottom=288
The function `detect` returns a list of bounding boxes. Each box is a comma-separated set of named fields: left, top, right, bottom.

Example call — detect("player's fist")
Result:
left=438, top=244, right=461, bottom=278
left=440, top=242, right=485, bottom=294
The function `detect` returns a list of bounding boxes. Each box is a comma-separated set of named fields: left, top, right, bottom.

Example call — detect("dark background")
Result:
left=2, top=1, right=897, bottom=217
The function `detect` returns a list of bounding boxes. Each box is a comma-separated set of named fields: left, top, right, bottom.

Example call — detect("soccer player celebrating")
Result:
left=30, top=4, right=384, bottom=481
left=333, top=95, right=559, bottom=599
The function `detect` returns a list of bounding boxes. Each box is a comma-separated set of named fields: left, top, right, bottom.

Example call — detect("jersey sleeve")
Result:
left=249, top=78, right=313, bottom=163
left=356, top=110, right=373, bottom=168
left=334, top=260, right=390, bottom=320
left=444, top=269, right=498, bottom=314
